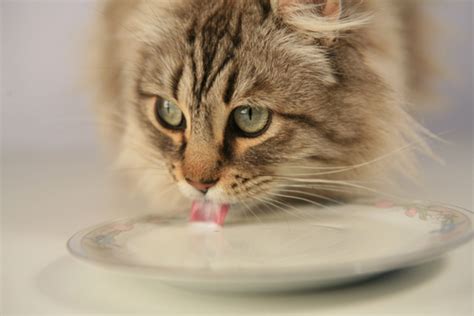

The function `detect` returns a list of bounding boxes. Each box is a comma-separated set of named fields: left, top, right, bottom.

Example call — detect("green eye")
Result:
left=155, top=98, right=185, bottom=129
left=232, top=105, right=271, bottom=137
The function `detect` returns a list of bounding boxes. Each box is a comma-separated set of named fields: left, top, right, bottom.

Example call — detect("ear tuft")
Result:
left=274, top=0, right=371, bottom=44
left=278, top=0, right=341, bottom=19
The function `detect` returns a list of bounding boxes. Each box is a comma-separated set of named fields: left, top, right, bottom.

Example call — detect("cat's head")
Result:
left=93, top=0, right=428, bottom=211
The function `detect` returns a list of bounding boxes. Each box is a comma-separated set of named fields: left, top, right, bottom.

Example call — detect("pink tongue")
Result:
left=190, top=200, right=230, bottom=226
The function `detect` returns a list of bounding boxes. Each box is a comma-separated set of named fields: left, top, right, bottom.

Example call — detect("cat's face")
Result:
left=107, top=0, right=422, bottom=210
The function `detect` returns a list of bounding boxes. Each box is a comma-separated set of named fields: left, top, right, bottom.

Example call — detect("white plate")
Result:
left=67, top=200, right=473, bottom=292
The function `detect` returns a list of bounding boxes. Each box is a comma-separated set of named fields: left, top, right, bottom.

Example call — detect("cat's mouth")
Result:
left=189, top=200, right=230, bottom=226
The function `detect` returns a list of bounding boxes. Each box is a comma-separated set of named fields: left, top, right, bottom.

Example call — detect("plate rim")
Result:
left=67, top=201, right=474, bottom=283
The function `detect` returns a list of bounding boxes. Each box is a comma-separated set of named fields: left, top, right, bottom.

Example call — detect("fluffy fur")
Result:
left=87, top=0, right=433, bottom=215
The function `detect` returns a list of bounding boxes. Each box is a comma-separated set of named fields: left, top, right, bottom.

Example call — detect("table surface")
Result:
left=2, top=140, right=473, bottom=316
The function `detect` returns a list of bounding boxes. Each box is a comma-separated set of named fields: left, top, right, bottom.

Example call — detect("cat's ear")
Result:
left=271, top=0, right=368, bottom=45
left=275, top=0, right=341, bottom=20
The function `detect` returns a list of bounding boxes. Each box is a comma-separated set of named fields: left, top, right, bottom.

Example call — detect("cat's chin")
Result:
left=205, top=187, right=241, bottom=205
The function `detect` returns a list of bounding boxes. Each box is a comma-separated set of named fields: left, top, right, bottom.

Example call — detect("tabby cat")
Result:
left=87, top=0, right=432, bottom=217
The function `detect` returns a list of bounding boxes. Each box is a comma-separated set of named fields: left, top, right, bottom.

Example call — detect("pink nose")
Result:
left=186, top=178, right=218, bottom=193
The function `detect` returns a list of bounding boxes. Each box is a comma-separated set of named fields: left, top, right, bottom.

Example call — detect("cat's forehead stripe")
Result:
left=257, top=0, right=272, bottom=22
left=186, top=2, right=243, bottom=112
left=223, top=68, right=238, bottom=105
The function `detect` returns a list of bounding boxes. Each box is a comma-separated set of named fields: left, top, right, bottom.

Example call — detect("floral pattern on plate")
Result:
left=375, top=200, right=471, bottom=239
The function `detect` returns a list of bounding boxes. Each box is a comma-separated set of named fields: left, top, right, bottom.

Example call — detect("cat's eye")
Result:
left=232, top=105, right=271, bottom=137
left=155, top=97, right=185, bottom=130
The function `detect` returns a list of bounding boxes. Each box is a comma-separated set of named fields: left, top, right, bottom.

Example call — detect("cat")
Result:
left=86, top=0, right=434, bottom=217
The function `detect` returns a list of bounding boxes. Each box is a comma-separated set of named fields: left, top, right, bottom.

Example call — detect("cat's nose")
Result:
left=185, top=178, right=218, bottom=194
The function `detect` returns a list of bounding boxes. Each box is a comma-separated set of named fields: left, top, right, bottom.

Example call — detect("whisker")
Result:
left=256, top=196, right=317, bottom=221
left=112, top=167, right=168, bottom=174
left=239, top=197, right=263, bottom=223
left=273, top=176, right=382, bottom=185
left=276, top=177, right=401, bottom=199
left=275, top=188, right=344, bottom=205
left=281, top=164, right=348, bottom=171
left=249, top=196, right=293, bottom=229
left=271, top=192, right=328, bottom=209
left=254, top=196, right=348, bottom=231
left=280, top=132, right=446, bottom=176
left=274, top=183, right=361, bottom=194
